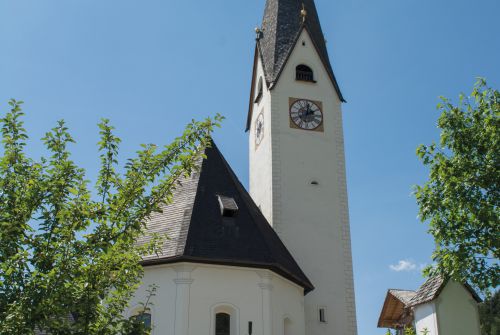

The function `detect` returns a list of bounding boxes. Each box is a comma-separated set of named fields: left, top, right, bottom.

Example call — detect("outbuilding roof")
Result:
left=408, top=275, right=482, bottom=307
left=378, top=276, right=482, bottom=329
left=138, top=141, right=314, bottom=293
left=377, top=289, right=416, bottom=328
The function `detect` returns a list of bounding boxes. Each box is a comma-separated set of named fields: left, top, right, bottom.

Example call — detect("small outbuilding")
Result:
left=378, top=276, right=482, bottom=335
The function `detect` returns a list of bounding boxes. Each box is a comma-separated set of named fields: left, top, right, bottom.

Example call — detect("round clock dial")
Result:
left=255, top=113, right=264, bottom=145
left=290, top=99, right=323, bottom=130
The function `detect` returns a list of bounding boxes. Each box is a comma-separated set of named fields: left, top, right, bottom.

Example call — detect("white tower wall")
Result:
left=249, top=29, right=357, bottom=335
left=249, top=55, right=274, bottom=224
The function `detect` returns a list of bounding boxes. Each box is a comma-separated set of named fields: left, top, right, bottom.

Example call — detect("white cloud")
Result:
left=389, top=259, right=417, bottom=272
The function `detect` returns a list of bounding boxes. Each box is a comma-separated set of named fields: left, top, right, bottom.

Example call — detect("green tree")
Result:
left=415, top=79, right=499, bottom=292
left=404, top=326, right=416, bottom=335
left=0, top=99, right=223, bottom=334
left=479, top=290, right=500, bottom=335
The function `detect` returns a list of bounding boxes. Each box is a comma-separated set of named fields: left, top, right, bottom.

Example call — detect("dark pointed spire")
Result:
left=258, top=0, right=344, bottom=101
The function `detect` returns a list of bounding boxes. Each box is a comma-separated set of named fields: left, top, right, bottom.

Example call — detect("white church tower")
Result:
left=247, top=1, right=358, bottom=334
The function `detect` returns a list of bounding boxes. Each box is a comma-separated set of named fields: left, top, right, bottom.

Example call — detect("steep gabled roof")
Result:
left=389, top=289, right=417, bottom=305
left=378, top=276, right=482, bottom=328
left=408, top=275, right=482, bottom=307
left=139, top=142, right=314, bottom=293
left=258, top=0, right=343, bottom=99
left=246, top=0, right=344, bottom=131
left=377, top=289, right=416, bottom=328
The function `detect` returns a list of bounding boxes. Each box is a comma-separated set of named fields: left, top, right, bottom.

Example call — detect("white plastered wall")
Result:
left=127, top=265, right=177, bottom=334
left=414, top=302, right=439, bottom=335
left=128, top=263, right=306, bottom=335
left=249, top=28, right=357, bottom=335
left=249, top=55, right=274, bottom=225
left=434, top=281, right=481, bottom=335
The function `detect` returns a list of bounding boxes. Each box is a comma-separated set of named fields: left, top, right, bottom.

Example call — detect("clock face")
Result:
left=255, top=112, right=264, bottom=145
left=289, top=99, right=323, bottom=130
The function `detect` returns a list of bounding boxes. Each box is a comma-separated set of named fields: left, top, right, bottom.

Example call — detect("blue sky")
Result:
left=1, top=0, right=499, bottom=334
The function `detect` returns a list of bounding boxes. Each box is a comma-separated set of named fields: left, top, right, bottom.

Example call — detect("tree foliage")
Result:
left=479, top=290, right=500, bottom=335
left=0, top=99, right=223, bottom=334
left=415, top=79, right=499, bottom=292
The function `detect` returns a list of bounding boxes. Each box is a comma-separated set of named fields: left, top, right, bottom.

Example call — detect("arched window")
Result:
left=216, top=313, right=231, bottom=335
left=284, top=317, right=292, bottom=335
left=255, top=77, right=264, bottom=103
left=211, top=303, right=239, bottom=335
left=296, top=64, right=314, bottom=82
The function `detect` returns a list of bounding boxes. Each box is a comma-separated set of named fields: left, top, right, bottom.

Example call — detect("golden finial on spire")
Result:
left=300, top=3, right=307, bottom=23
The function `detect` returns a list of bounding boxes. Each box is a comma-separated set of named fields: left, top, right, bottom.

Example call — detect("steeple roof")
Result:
left=139, top=142, right=314, bottom=293
left=258, top=0, right=344, bottom=101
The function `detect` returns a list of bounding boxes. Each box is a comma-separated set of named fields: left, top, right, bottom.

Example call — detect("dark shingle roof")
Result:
left=246, top=0, right=344, bottom=131
left=258, top=0, right=343, bottom=100
left=139, top=142, right=314, bottom=293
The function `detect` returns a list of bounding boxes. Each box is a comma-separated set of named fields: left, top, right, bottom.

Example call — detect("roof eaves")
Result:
left=408, top=276, right=446, bottom=307
left=464, top=282, right=483, bottom=303
left=140, top=255, right=314, bottom=294
left=246, top=43, right=273, bottom=132
left=246, top=46, right=259, bottom=132
left=266, top=24, right=346, bottom=103
left=377, top=290, right=395, bottom=328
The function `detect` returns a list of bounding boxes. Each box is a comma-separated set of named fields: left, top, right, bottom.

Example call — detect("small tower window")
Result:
left=216, top=313, right=231, bottom=335
left=296, top=64, right=315, bottom=82
left=319, top=307, right=327, bottom=323
left=255, top=77, right=264, bottom=103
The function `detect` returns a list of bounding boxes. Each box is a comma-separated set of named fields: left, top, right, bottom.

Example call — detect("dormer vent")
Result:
left=217, top=195, right=239, bottom=217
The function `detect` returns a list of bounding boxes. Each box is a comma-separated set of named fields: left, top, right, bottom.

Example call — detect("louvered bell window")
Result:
left=296, top=64, right=314, bottom=82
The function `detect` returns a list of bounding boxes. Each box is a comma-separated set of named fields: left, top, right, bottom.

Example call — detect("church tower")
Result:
left=247, top=1, right=358, bottom=334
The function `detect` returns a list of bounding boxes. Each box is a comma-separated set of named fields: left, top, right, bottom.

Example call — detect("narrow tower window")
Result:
left=215, top=313, right=231, bottom=335
left=319, top=307, right=327, bottom=323
left=255, top=77, right=264, bottom=103
left=296, top=64, right=314, bottom=82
